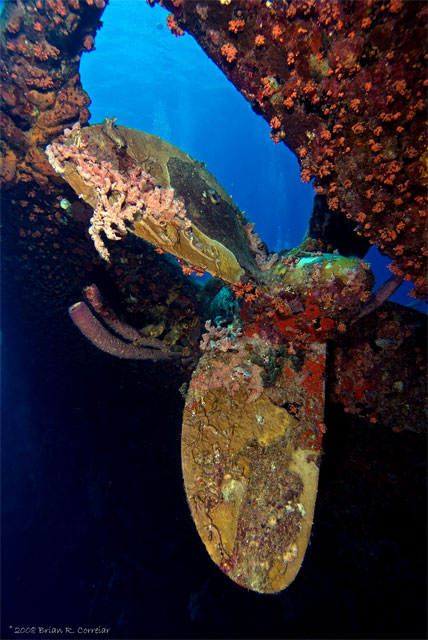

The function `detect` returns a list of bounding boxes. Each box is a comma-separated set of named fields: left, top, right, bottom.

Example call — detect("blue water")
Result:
left=80, top=0, right=313, bottom=254
left=80, top=0, right=426, bottom=310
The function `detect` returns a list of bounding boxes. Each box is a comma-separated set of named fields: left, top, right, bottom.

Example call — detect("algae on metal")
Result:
left=182, top=339, right=325, bottom=594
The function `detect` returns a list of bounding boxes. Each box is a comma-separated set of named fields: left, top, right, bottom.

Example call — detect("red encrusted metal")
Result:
left=157, top=0, right=427, bottom=298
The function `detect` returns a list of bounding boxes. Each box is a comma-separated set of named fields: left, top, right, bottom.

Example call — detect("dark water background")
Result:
left=1, top=2, right=427, bottom=639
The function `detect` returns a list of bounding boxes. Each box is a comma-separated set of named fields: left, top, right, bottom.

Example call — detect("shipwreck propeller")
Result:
left=47, top=122, right=374, bottom=593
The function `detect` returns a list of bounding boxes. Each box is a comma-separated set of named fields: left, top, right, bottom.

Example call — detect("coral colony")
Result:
left=160, top=0, right=427, bottom=299
left=1, top=0, right=426, bottom=594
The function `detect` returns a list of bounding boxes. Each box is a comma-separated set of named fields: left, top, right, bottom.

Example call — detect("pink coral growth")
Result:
left=199, top=320, right=242, bottom=352
left=46, top=123, right=191, bottom=260
left=188, top=332, right=283, bottom=405
left=188, top=348, right=264, bottom=404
